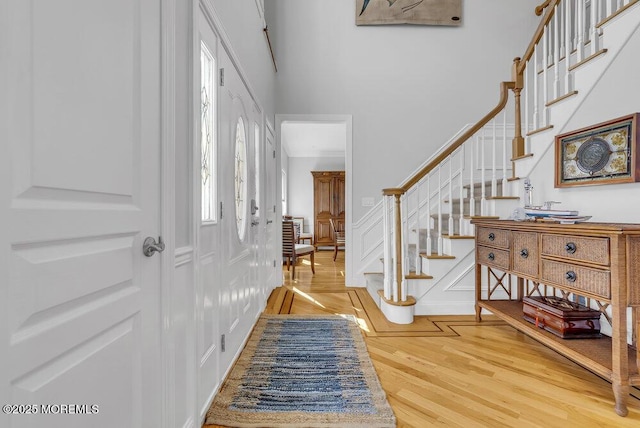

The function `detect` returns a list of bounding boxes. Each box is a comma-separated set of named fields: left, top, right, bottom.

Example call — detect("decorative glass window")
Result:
left=235, top=117, right=248, bottom=240
left=200, top=42, right=216, bottom=222
left=254, top=122, right=260, bottom=217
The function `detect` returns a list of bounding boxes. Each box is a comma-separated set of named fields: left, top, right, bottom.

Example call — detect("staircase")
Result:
left=365, top=176, right=515, bottom=318
left=360, top=0, right=640, bottom=324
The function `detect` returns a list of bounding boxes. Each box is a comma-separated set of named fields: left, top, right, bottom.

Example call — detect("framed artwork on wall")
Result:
left=356, top=0, right=462, bottom=26
left=555, top=113, right=640, bottom=188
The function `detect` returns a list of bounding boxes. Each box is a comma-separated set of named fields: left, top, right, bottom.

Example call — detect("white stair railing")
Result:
left=521, top=0, right=636, bottom=136
left=379, top=0, right=638, bottom=316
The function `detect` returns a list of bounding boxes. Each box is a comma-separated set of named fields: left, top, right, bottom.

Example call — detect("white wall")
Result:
left=288, top=157, right=346, bottom=233
left=281, top=147, right=289, bottom=214
left=212, top=0, right=276, bottom=121
left=526, top=20, right=640, bottom=222
left=268, top=0, right=541, bottom=222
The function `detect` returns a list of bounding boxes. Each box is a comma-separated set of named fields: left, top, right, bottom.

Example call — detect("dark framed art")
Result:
left=555, top=113, right=640, bottom=188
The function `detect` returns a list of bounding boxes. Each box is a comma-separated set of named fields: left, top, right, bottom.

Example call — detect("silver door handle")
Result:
left=266, top=220, right=273, bottom=224
left=143, top=236, right=165, bottom=257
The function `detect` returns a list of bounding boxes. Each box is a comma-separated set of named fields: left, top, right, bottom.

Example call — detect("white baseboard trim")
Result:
left=415, top=301, right=476, bottom=316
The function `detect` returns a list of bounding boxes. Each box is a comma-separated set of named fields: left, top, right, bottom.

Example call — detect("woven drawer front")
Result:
left=541, top=234, right=610, bottom=265
left=477, top=246, right=510, bottom=270
left=512, top=231, right=538, bottom=277
left=541, top=259, right=611, bottom=299
left=628, top=236, right=640, bottom=306
left=476, top=227, right=510, bottom=249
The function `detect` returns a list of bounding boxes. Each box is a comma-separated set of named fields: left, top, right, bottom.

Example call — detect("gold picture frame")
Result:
left=555, top=113, right=640, bottom=188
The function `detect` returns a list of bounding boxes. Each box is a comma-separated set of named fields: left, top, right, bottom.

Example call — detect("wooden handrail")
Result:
left=535, top=0, right=554, bottom=16
left=400, top=81, right=515, bottom=192
left=517, top=0, right=561, bottom=75
left=395, top=1, right=561, bottom=194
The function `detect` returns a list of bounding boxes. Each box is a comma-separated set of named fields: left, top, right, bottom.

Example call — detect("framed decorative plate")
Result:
left=555, top=113, right=640, bottom=187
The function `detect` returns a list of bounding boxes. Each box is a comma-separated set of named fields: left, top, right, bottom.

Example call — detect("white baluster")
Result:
left=577, top=0, right=585, bottom=63
left=382, top=195, right=391, bottom=300
left=448, top=156, right=454, bottom=237
left=415, top=180, right=421, bottom=274
left=605, top=0, right=613, bottom=16
left=458, top=147, right=465, bottom=236
left=491, top=119, right=497, bottom=197
left=480, top=127, right=486, bottom=216
left=426, top=174, right=432, bottom=256
left=401, top=195, right=407, bottom=301
left=553, top=4, right=561, bottom=99
left=565, top=0, right=573, bottom=92
left=590, top=0, right=600, bottom=54
left=542, top=28, right=550, bottom=127
left=532, top=45, right=540, bottom=130
left=402, top=194, right=408, bottom=294
left=502, top=110, right=508, bottom=191
left=437, top=166, right=443, bottom=255
left=469, top=136, right=476, bottom=217
left=390, top=196, right=402, bottom=302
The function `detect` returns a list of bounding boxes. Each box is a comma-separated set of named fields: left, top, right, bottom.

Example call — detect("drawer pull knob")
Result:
left=488, top=252, right=495, bottom=261
left=488, top=233, right=495, bottom=241
left=565, top=242, right=577, bottom=254
left=520, top=249, right=529, bottom=258
left=565, top=271, right=577, bottom=282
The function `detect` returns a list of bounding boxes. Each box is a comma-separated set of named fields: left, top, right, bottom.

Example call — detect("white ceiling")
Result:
left=281, top=121, right=346, bottom=158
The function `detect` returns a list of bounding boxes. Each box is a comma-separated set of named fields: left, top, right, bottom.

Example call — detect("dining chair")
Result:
left=282, top=220, right=315, bottom=278
left=329, top=218, right=345, bottom=261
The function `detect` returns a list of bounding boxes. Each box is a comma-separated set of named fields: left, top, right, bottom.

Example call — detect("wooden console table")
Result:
left=471, top=219, right=640, bottom=417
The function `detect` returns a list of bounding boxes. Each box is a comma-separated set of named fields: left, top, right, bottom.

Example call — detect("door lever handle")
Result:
left=143, top=236, right=165, bottom=257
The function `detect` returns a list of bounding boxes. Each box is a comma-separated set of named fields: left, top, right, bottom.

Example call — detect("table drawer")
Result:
left=541, top=259, right=611, bottom=299
left=476, top=227, right=510, bottom=249
left=477, top=246, right=510, bottom=270
left=541, top=234, right=610, bottom=266
left=512, top=231, right=538, bottom=277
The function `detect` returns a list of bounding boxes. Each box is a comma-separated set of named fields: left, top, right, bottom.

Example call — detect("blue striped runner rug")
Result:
left=205, top=315, right=396, bottom=427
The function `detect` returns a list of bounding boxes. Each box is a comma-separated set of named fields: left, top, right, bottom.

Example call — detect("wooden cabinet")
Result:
left=472, top=219, right=640, bottom=417
left=312, top=171, right=345, bottom=247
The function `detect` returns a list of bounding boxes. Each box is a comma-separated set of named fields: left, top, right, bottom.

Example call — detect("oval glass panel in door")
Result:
left=235, top=116, right=248, bottom=240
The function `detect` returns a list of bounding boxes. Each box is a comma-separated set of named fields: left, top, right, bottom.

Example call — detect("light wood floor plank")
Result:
left=205, top=250, right=640, bottom=427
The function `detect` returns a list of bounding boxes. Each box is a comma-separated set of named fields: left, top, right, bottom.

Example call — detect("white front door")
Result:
left=264, top=125, right=279, bottom=291
left=217, top=47, right=260, bottom=371
left=0, top=1, right=163, bottom=427
left=196, top=8, right=222, bottom=417
left=250, top=116, right=264, bottom=305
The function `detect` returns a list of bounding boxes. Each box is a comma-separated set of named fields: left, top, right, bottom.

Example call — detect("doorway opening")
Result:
left=275, top=114, right=352, bottom=278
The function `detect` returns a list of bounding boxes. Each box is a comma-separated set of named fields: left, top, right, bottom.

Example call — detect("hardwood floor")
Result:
left=210, top=250, right=640, bottom=427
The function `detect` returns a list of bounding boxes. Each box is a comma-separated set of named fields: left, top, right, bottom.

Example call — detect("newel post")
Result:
left=383, top=188, right=405, bottom=302
left=511, top=57, right=525, bottom=159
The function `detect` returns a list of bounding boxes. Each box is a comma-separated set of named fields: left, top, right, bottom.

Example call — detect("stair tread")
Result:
left=486, top=196, right=519, bottom=200
left=464, top=215, right=500, bottom=219
left=511, top=152, right=535, bottom=161
left=420, top=253, right=456, bottom=260
left=406, top=272, right=434, bottom=279
left=442, top=234, right=475, bottom=239
left=462, top=181, right=503, bottom=189
left=377, top=290, right=416, bottom=306
left=526, top=125, right=553, bottom=137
